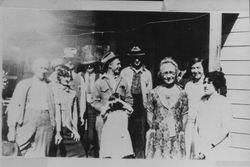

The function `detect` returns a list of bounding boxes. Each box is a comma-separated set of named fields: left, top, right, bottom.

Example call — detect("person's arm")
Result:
left=90, top=80, right=109, bottom=115
left=71, top=96, right=80, bottom=141
left=146, top=90, right=155, bottom=129
left=123, top=80, right=133, bottom=107
left=145, top=71, right=153, bottom=107
left=147, top=70, right=153, bottom=92
left=79, top=77, right=87, bottom=125
left=7, top=81, right=25, bottom=142
left=54, top=103, right=62, bottom=144
left=181, top=91, right=189, bottom=132
left=52, top=84, right=62, bottom=144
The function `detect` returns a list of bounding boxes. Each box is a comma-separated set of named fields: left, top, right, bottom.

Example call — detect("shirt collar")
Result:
left=101, top=73, right=119, bottom=80
left=130, top=65, right=145, bottom=74
left=32, top=76, right=49, bottom=84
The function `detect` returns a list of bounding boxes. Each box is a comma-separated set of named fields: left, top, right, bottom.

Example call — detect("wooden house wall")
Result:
left=220, top=11, right=250, bottom=160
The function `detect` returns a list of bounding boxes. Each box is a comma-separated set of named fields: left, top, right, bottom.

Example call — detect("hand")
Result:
left=211, top=143, right=216, bottom=148
left=101, top=101, right=113, bottom=116
left=55, top=133, right=62, bottom=145
left=117, top=99, right=133, bottom=112
left=195, top=152, right=206, bottom=160
left=7, top=128, right=16, bottom=142
left=71, top=131, right=80, bottom=141
left=80, top=116, right=85, bottom=126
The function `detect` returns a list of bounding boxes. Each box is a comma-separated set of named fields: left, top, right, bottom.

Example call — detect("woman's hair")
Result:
left=157, top=57, right=179, bottom=80
left=205, top=71, right=227, bottom=96
left=56, top=65, right=71, bottom=83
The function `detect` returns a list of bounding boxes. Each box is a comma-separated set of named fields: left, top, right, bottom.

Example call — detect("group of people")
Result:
left=6, top=46, right=232, bottom=160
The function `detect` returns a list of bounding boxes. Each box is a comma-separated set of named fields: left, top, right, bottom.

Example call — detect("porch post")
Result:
left=209, top=12, right=222, bottom=72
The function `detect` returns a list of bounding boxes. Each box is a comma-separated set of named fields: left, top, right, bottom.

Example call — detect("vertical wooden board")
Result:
left=221, top=61, right=250, bottom=75
left=223, top=32, right=250, bottom=46
left=221, top=47, right=250, bottom=60
left=209, top=13, right=222, bottom=72
left=225, top=75, right=250, bottom=90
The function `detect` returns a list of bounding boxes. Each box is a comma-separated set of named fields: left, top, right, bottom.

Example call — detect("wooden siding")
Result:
left=220, top=12, right=250, bottom=155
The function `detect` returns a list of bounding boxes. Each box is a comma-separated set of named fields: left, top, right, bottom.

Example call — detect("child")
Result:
left=99, top=93, right=134, bottom=158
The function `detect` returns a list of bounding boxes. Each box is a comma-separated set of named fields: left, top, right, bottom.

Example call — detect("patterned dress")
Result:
left=146, top=85, right=188, bottom=159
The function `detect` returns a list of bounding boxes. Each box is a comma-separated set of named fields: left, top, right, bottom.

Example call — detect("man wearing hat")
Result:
left=80, top=46, right=101, bottom=158
left=120, top=46, right=152, bottom=158
left=90, top=52, right=133, bottom=155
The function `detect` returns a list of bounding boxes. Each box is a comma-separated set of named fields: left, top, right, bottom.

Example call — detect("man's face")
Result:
left=64, top=58, right=75, bottom=71
left=33, top=61, right=49, bottom=80
left=86, top=64, right=95, bottom=73
left=160, top=63, right=177, bottom=85
left=132, top=57, right=142, bottom=69
left=109, top=58, right=121, bottom=75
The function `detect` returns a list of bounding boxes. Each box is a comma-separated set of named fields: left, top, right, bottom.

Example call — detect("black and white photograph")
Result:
left=1, top=0, right=250, bottom=166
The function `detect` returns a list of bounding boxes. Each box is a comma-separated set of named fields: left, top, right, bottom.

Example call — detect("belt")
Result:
left=211, top=133, right=229, bottom=149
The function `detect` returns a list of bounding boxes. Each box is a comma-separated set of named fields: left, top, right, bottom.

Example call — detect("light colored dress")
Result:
left=194, top=93, right=232, bottom=160
left=52, top=83, right=86, bottom=157
left=7, top=77, right=55, bottom=157
left=184, top=78, right=204, bottom=158
left=146, top=85, right=188, bottom=159
left=100, top=110, right=134, bottom=158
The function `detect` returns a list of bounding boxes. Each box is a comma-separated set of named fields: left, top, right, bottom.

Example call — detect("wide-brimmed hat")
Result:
left=101, top=52, right=119, bottom=70
left=81, top=45, right=100, bottom=65
left=127, top=46, right=145, bottom=57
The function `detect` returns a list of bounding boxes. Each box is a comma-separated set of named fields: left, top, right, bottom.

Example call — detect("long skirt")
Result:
left=185, top=118, right=196, bottom=159
left=57, top=127, right=86, bottom=157
left=16, top=109, right=54, bottom=157
left=100, top=111, right=134, bottom=158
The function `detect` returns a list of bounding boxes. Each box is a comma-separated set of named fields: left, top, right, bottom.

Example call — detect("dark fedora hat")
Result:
left=127, top=46, right=145, bottom=57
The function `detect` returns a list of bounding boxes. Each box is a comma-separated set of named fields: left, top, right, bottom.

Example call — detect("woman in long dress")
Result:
left=52, top=65, right=86, bottom=157
left=194, top=71, right=232, bottom=160
left=146, top=57, right=188, bottom=159
left=184, top=57, right=206, bottom=159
